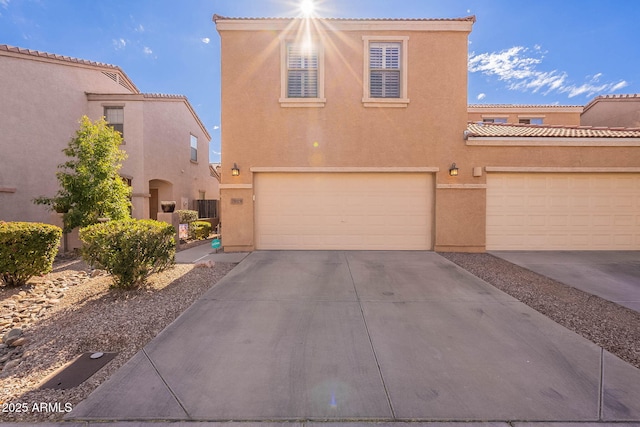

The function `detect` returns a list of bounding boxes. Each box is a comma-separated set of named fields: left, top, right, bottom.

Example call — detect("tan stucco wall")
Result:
left=218, top=20, right=472, bottom=250
left=142, top=99, right=218, bottom=214
left=581, top=98, right=640, bottom=128
left=467, top=107, right=582, bottom=126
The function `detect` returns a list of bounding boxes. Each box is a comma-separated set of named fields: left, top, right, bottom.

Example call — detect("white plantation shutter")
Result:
left=369, top=42, right=401, bottom=98
left=287, top=44, right=318, bottom=98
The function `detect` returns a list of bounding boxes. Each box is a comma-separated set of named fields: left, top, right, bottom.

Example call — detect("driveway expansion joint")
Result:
left=142, top=347, right=191, bottom=420
left=345, top=252, right=396, bottom=419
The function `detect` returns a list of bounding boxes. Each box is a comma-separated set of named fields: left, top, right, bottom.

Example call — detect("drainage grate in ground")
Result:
left=39, top=352, right=118, bottom=390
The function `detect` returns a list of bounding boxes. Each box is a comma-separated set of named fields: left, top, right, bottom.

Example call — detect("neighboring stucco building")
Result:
left=213, top=15, right=640, bottom=252
left=581, top=94, right=640, bottom=128
left=0, top=45, right=218, bottom=225
left=468, top=104, right=583, bottom=126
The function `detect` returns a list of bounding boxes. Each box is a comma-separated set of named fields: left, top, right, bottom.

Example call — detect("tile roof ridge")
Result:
left=468, top=103, right=583, bottom=108
left=213, top=14, right=476, bottom=22
left=0, top=44, right=119, bottom=69
left=469, top=121, right=640, bottom=132
left=142, top=93, right=187, bottom=99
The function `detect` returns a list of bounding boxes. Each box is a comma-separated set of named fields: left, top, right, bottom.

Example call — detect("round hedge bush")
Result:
left=80, top=219, right=175, bottom=289
left=0, top=221, right=62, bottom=287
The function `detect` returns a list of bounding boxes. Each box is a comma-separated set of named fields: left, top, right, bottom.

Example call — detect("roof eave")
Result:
left=213, top=15, right=475, bottom=32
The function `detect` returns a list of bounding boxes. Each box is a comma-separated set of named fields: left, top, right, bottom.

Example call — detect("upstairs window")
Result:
left=279, top=38, right=325, bottom=107
left=104, top=106, right=124, bottom=137
left=369, top=42, right=401, bottom=98
left=519, top=118, right=544, bottom=125
left=362, top=36, right=409, bottom=107
left=287, top=43, right=318, bottom=98
left=483, top=117, right=507, bottom=124
left=190, top=134, right=198, bottom=162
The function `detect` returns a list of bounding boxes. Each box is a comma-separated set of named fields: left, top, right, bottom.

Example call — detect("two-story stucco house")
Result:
left=0, top=45, right=218, bottom=227
left=214, top=15, right=640, bottom=252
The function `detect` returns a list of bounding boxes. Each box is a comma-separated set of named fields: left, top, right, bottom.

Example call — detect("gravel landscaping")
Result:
left=0, top=253, right=235, bottom=423
left=440, top=252, right=640, bottom=370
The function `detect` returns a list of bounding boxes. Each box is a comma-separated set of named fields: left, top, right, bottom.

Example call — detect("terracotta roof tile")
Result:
left=467, top=122, right=640, bottom=138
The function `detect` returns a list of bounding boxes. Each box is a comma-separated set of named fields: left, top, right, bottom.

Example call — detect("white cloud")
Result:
left=477, top=93, right=486, bottom=100
left=212, top=125, right=220, bottom=130
left=143, top=46, right=153, bottom=55
left=0, top=0, right=9, bottom=8
left=112, top=38, right=127, bottom=50
left=201, top=37, right=210, bottom=44
left=135, top=24, right=144, bottom=33
left=469, top=45, right=628, bottom=98
left=560, top=80, right=628, bottom=98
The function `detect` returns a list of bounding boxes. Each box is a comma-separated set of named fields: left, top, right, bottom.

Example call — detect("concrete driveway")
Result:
left=69, top=251, right=640, bottom=423
left=492, top=251, right=640, bottom=312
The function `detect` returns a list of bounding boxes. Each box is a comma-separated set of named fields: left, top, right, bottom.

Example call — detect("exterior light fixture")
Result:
left=231, top=163, right=240, bottom=176
left=449, top=163, right=459, bottom=176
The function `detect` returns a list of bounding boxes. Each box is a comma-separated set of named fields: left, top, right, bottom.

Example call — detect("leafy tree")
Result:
left=34, top=116, right=131, bottom=232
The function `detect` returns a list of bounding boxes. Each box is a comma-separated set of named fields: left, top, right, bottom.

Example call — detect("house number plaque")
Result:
left=230, top=198, right=243, bottom=205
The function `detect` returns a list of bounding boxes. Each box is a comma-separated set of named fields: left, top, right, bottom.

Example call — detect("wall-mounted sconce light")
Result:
left=231, top=163, right=240, bottom=176
left=449, top=163, right=459, bottom=176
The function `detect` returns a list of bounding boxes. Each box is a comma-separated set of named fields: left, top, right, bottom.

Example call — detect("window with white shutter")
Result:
left=287, top=43, right=318, bottom=98
left=280, top=38, right=325, bottom=107
left=362, top=36, right=409, bottom=107
left=369, top=42, right=401, bottom=98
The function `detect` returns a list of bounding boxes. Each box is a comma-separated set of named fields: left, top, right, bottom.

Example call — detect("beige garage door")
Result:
left=487, top=173, right=640, bottom=250
left=254, top=172, right=433, bottom=250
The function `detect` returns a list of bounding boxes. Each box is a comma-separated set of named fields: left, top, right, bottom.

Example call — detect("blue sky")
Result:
left=1, top=0, right=638, bottom=163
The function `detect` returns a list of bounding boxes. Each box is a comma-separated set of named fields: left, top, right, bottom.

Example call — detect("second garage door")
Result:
left=487, top=173, right=640, bottom=250
left=254, top=172, right=433, bottom=250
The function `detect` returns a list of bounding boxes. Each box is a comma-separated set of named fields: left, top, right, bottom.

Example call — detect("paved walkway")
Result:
left=175, top=242, right=249, bottom=264
left=66, top=251, right=640, bottom=424
left=492, top=251, right=640, bottom=312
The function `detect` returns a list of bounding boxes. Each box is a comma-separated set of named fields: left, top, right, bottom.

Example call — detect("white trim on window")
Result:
left=279, top=37, right=326, bottom=107
left=362, top=36, right=409, bottom=108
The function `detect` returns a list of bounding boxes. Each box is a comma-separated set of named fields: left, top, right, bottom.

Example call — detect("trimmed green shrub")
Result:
left=189, top=221, right=212, bottom=240
left=176, top=210, right=198, bottom=224
left=0, top=221, right=62, bottom=287
left=80, top=219, right=175, bottom=289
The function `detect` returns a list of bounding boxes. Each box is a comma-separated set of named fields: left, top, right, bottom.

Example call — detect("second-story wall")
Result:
left=468, top=105, right=583, bottom=126
left=219, top=18, right=472, bottom=175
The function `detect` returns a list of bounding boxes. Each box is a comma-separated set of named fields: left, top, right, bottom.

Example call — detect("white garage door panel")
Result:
left=255, top=172, right=433, bottom=250
left=487, top=173, right=640, bottom=250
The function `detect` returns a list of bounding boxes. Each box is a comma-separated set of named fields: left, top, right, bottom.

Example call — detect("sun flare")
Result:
left=300, top=0, right=315, bottom=17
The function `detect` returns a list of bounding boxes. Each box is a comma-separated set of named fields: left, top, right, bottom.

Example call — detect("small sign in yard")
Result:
left=179, top=223, right=189, bottom=240
left=211, top=238, right=221, bottom=249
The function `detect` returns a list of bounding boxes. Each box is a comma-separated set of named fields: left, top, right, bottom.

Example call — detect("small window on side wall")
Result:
left=190, top=134, right=198, bottom=162
left=104, top=106, right=124, bottom=137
